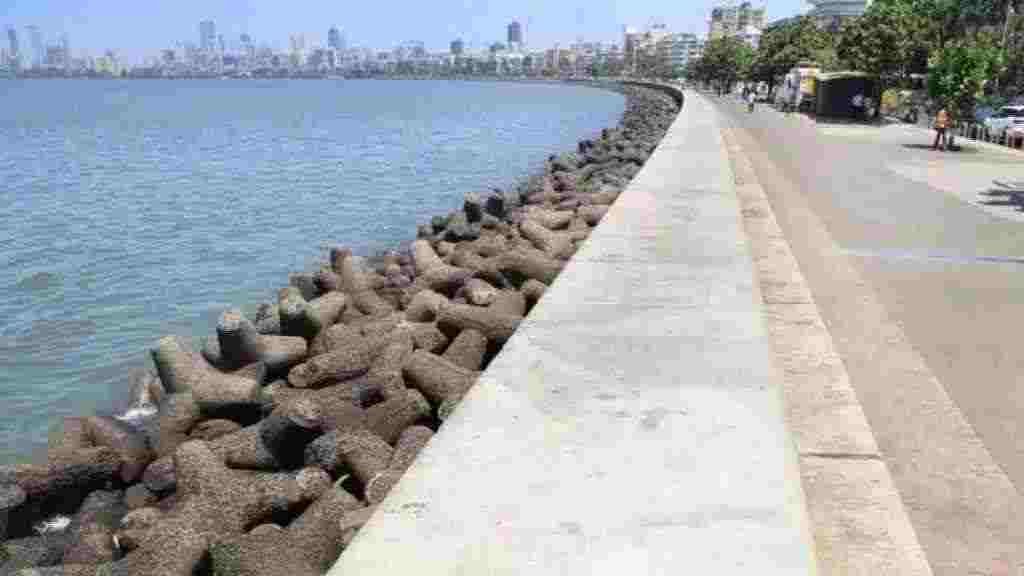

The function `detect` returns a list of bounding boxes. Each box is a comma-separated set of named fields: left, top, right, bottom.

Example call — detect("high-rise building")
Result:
left=807, top=0, right=871, bottom=30
left=507, top=21, right=523, bottom=46
left=27, top=25, right=43, bottom=69
left=61, top=33, right=70, bottom=72
left=6, top=28, right=18, bottom=67
left=328, top=27, right=341, bottom=50
left=450, top=38, right=464, bottom=56
left=708, top=2, right=765, bottom=40
left=218, top=34, right=225, bottom=54
left=199, top=20, right=216, bottom=53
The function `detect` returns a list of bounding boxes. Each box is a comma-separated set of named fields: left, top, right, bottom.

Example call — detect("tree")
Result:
left=692, top=37, right=755, bottom=93
left=837, top=0, right=928, bottom=89
left=752, top=16, right=836, bottom=93
left=927, top=33, right=1005, bottom=124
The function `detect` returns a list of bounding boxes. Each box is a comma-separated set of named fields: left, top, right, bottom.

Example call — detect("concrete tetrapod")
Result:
left=487, top=290, right=527, bottom=318
left=494, top=247, right=565, bottom=286
left=520, top=219, right=574, bottom=259
left=209, top=486, right=366, bottom=576
left=304, top=427, right=393, bottom=488
left=456, top=278, right=498, bottom=306
left=442, top=329, right=488, bottom=371
left=404, top=289, right=448, bottom=323
left=524, top=207, right=574, bottom=230
left=363, top=424, right=436, bottom=505
left=0, top=448, right=121, bottom=533
left=331, top=248, right=394, bottom=317
left=287, top=331, right=399, bottom=389
left=402, top=349, right=480, bottom=415
left=409, top=240, right=473, bottom=296
left=60, top=489, right=125, bottom=565
left=436, top=302, right=521, bottom=344
left=202, top=309, right=307, bottom=374
left=109, top=441, right=331, bottom=576
left=0, top=483, right=26, bottom=542
left=150, top=337, right=265, bottom=413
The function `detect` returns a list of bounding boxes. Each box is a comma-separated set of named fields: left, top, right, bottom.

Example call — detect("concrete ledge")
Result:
left=328, top=88, right=816, bottom=575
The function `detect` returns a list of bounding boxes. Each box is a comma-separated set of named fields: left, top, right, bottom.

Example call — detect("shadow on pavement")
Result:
left=900, top=143, right=982, bottom=154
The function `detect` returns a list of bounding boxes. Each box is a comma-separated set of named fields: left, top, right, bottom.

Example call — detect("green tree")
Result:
left=692, top=37, right=755, bottom=93
left=837, top=0, right=927, bottom=88
left=927, top=33, right=1005, bottom=124
left=752, top=16, right=836, bottom=93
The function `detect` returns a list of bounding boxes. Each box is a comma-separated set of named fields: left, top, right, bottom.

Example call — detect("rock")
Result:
left=520, top=279, right=547, bottom=308
left=520, top=219, right=574, bottom=259
left=403, top=349, right=479, bottom=410
left=288, top=273, right=318, bottom=301
left=151, top=337, right=265, bottom=413
left=463, top=193, right=484, bottom=223
left=363, top=389, right=431, bottom=445
left=442, top=213, right=481, bottom=242
left=483, top=192, right=506, bottom=218
left=488, top=290, right=527, bottom=318
left=0, top=483, right=26, bottom=541
left=304, top=427, right=392, bottom=486
left=442, top=329, right=488, bottom=371
left=123, top=484, right=157, bottom=510
left=494, top=247, right=565, bottom=285
left=332, top=248, right=394, bottom=316
left=208, top=487, right=364, bottom=576
left=578, top=205, right=609, bottom=226
left=189, top=418, right=244, bottom=442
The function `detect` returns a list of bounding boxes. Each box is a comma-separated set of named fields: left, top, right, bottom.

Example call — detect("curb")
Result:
left=715, top=102, right=934, bottom=576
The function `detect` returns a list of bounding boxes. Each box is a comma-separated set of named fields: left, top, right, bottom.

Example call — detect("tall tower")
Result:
left=199, top=20, right=216, bottom=53
left=6, top=28, right=18, bottom=68
left=61, top=32, right=70, bottom=72
left=27, top=25, right=43, bottom=69
left=328, top=27, right=341, bottom=50
left=507, top=21, right=523, bottom=46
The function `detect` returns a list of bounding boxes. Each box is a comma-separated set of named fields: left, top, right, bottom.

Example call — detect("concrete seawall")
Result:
left=328, top=87, right=818, bottom=575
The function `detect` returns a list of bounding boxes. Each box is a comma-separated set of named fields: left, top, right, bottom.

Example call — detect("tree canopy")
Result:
left=751, top=17, right=836, bottom=87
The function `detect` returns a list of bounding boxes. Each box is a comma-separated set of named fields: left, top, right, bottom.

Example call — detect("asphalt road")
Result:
left=712, top=96, right=1024, bottom=576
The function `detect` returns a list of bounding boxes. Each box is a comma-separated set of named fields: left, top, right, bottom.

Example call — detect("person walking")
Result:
left=933, top=107, right=950, bottom=151
left=746, top=89, right=756, bottom=113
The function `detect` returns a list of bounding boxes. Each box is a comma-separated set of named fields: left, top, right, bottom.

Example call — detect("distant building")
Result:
left=27, top=25, right=43, bottom=69
left=507, top=21, right=523, bottom=46
left=709, top=2, right=765, bottom=41
left=199, top=20, right=216, bottom=53
left=328, top=27, right=341, bottom=50
left=61, top=33, right=70, bottom=72
left=6, top=28, right=18, bottom=68
left=450, top=38, right=464, bottom=56
left=807, top=0, right=871, bottom=30
left=218, top=34, right=225, bottom=54
left=661, top=32, right=703, bottom=75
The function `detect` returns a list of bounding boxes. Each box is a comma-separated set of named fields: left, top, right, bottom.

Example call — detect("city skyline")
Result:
left=3, top=0, right=810, bottom=65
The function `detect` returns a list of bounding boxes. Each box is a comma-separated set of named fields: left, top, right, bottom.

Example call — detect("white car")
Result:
left=983, top=105, right=1024, bottom=137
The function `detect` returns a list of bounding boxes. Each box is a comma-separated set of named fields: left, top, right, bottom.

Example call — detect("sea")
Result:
left=0, top=78, right=625, bottom=463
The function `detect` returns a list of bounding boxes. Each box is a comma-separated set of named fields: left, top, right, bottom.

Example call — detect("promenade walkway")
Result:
left=329, top=90, right=817, bottom=574
left=714, top=96, right=1024, bottom=576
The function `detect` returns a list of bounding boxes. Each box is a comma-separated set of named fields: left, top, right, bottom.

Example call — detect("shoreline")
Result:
left=0, top=82, right=680, bottom=575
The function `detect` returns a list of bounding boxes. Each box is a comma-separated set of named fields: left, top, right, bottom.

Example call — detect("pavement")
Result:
left=711, top=95, right=1024, bottom=576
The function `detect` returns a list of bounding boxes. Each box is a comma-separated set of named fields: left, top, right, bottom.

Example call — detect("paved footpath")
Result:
left=712, top=96, right=1024, bottom=576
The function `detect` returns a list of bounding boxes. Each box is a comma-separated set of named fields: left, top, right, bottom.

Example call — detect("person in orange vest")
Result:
left=933, top=107, right=950, bottom=151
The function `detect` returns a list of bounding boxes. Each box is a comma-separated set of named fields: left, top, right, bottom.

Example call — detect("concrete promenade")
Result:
left=329, top=89, right=817, bottom=574
left=714, top=96, right=1024, bottom=576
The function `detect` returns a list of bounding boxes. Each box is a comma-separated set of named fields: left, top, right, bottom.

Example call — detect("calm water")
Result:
left=0, top=79, right=625, bottom=462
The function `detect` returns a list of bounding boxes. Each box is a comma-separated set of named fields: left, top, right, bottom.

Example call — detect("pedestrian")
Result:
left=933, top=107, right=950, bottom=151
left=746, top=89, right=756, bottom=113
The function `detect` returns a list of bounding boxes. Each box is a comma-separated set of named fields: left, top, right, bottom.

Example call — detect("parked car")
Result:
left=982, top=105, right=1024, bottom=137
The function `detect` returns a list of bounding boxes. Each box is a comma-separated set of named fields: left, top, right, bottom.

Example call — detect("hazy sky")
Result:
left=4, top=0, right=811, bottom=64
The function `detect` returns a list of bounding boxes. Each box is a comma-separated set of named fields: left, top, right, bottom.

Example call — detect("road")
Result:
left=712, top=96, right=1024, bottom=576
